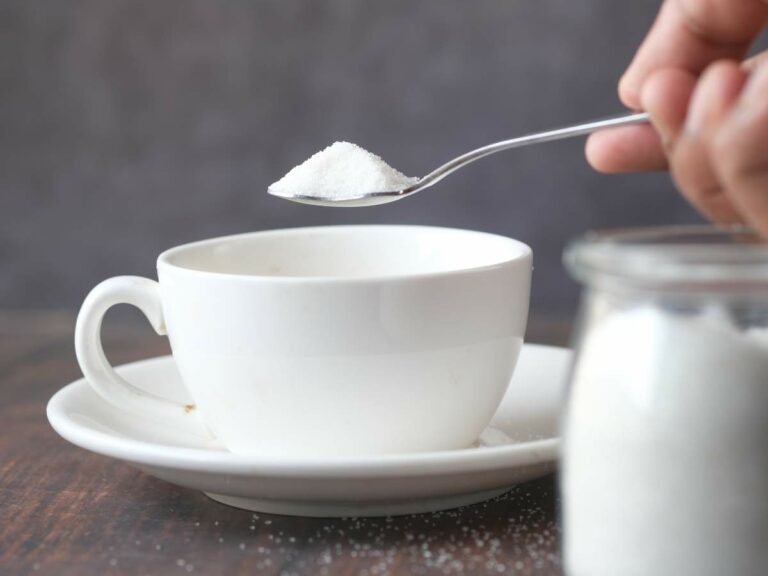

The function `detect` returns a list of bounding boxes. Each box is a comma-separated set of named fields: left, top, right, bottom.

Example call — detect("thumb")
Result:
left=639, top=67, right=697, bottom=151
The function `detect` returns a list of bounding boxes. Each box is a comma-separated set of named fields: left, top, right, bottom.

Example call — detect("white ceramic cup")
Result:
left=75, top=225, right=532, bottom=457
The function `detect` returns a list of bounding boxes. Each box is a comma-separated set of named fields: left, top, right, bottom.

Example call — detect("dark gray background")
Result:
left=5, top=0, right=754, bottom=317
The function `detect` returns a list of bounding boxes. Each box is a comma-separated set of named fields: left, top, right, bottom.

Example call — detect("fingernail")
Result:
left=730, top=62, right=768, bottom=124
left=644, top=115, right=671, bottom=149
left=684, top=89, right=707, bottom=136
left=740, top=60, right=768, bottom=108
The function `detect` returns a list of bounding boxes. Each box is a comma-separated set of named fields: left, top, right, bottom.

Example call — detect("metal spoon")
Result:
left=268, top=111, right=650, bottom=207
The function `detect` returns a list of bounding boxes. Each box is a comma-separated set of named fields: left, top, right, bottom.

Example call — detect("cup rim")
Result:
left=157, top=225, right=532, bottom=284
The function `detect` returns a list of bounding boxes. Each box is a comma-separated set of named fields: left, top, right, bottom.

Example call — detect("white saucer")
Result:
left=47, top=344, right=569, bottom=517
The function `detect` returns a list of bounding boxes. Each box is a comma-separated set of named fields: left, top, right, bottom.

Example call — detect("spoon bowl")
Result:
left=268, top=189, right=414, bottom=207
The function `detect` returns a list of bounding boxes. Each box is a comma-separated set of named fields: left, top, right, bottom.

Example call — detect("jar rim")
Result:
left=565, top=225, right=768, bottom=289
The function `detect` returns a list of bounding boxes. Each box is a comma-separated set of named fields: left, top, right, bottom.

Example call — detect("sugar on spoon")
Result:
left=268, top=111, right=649, bottom=208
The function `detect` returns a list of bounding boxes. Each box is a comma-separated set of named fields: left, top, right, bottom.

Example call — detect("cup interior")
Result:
left=160, top=226, right=530, bottom=279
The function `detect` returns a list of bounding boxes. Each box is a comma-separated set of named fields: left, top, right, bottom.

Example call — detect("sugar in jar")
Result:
left=563, top=226, right=768, bottom=576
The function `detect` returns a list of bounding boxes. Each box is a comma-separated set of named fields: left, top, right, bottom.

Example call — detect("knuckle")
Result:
left=725, top=157, right=768, bottom=185
left=670, top=140, right=720, bottom=203
left=712, top=124, right=768, bottom=183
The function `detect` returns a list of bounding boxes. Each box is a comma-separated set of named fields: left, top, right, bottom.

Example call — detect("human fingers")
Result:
left=619, top=0, right=767, bottom=109
left=670, top=60, right=749, bottom=223
left=710, top=61, right=768, bottom=236
left=585, top=68, right=695, bottom=173
left=585, top=125, right=667, bottom=173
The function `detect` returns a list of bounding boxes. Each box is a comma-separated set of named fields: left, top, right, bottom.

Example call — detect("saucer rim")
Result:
left=47, top=344, right=566, bottom=478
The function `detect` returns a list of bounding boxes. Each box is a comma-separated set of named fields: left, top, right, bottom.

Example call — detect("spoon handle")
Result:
left=492, top=111, right=650, bottom=149
left=419, top=111, right=650, bottom=189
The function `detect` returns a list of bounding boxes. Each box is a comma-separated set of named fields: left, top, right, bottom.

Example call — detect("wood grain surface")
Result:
left=0, top=311, right=571, bottom=576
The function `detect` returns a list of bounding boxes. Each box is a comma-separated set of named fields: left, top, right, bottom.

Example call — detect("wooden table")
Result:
left=0, top=311, right=571, bottom=576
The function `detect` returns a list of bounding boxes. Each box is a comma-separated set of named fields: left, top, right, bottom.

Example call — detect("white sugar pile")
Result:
left=269, top=142, right=417, bottom=200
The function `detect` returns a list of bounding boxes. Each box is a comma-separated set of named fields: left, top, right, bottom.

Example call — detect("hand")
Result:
left=585, top=0, right=768, bottom=235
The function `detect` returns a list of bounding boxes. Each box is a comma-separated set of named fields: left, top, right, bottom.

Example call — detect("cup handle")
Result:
left=75, top=276, right=196, bottom=428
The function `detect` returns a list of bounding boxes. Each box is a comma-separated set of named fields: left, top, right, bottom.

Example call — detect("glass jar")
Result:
left=562, top=226, right=768, bottom=576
